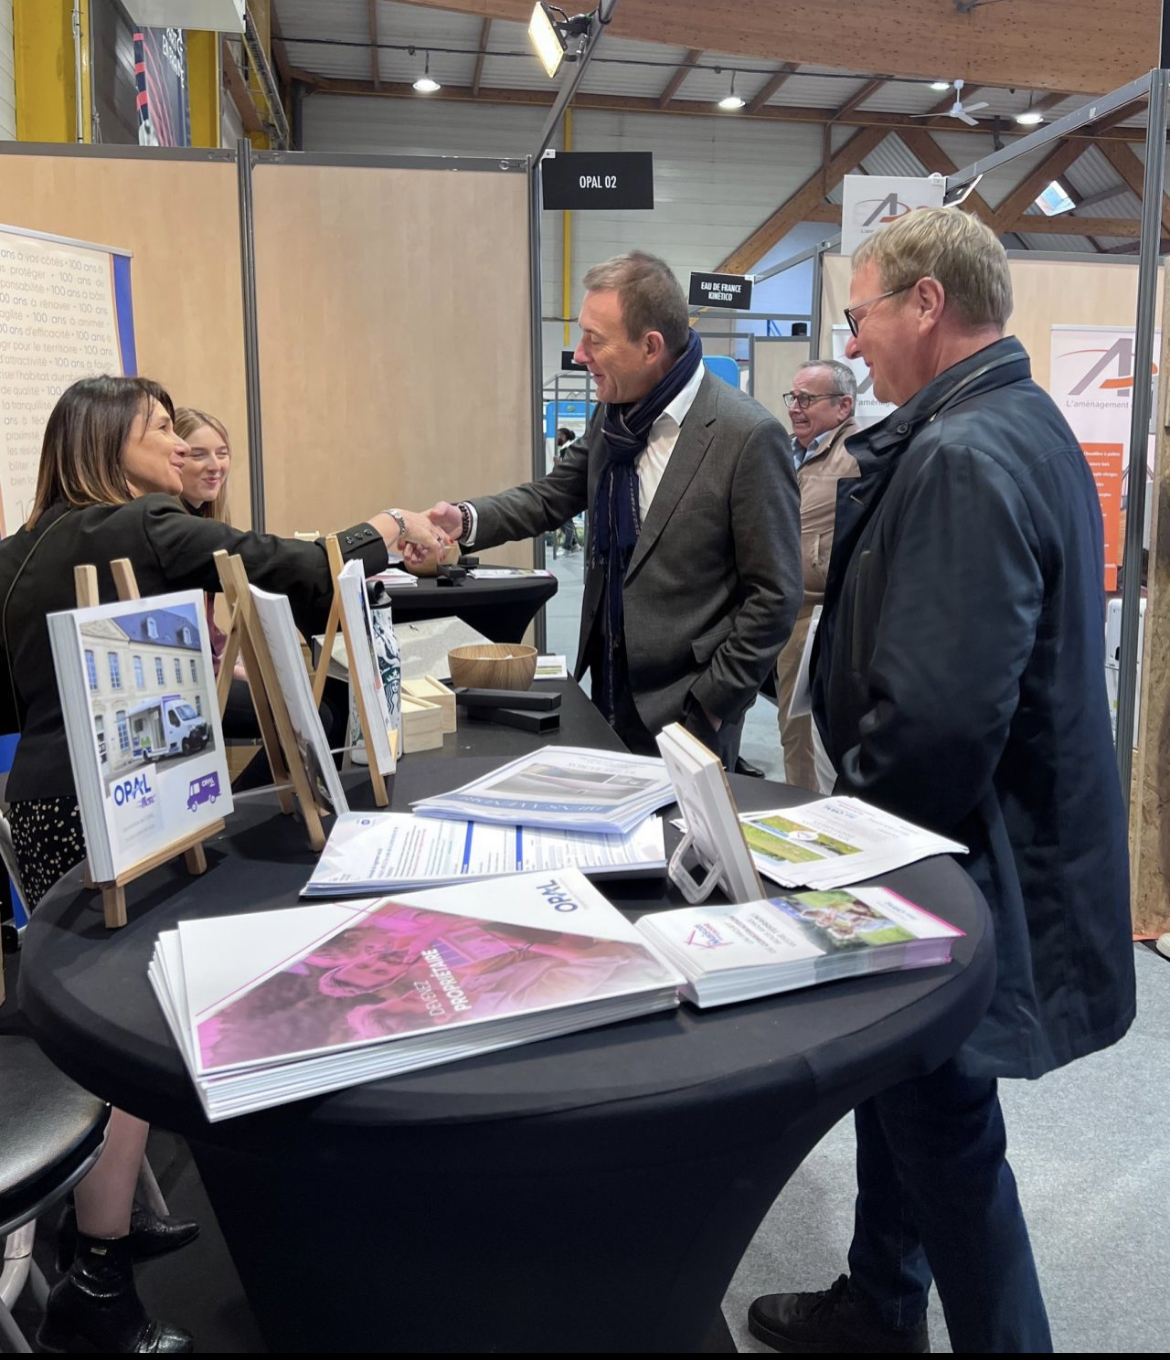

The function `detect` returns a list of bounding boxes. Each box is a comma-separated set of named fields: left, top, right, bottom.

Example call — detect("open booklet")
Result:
left=635, top=885, right=964, bottom=1008
left=302, top=811, right=667, bottom=896
left=738, top=798, right=965, bottom=890
left=410, top=746, right=676, bottom=835
left=148, top=868, right=683, bottom=1121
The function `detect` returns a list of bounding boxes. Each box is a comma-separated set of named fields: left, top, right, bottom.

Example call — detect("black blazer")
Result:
left=0, top=495, right=387, bottom=801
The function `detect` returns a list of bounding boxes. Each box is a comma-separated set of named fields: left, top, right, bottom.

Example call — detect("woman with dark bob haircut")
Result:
left=0, top=375, right=447, bottom=1353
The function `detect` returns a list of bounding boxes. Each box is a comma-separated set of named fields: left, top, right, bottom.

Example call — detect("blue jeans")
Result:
left=847, top=1058, right=1053, bottom=1353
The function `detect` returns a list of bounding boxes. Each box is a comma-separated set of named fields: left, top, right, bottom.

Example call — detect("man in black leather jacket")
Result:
left=748, top=208, right=1134, bottom=1354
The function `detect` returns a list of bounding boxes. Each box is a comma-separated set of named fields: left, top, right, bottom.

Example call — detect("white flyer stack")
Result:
left=148, top=868, right=683, bottom=1121
left=303, top=811, right=667, bottom=896
left=737, top=799, right=966, bottom=889
left=635, top=885, right=964, bottom=1008
left=410, top=746, right=676, bottom=834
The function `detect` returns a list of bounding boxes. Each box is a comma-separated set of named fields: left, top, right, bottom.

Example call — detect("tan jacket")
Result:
left=795, top=416, right=861, bottom=606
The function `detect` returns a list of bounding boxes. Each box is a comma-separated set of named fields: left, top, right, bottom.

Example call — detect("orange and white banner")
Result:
left=1049, top=325, right=1159, bottom=592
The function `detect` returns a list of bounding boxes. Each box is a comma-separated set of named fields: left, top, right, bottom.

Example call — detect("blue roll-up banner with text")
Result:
left=0, top=222, right=137, bottom=537
left=0, top=223, right=137, bottom=923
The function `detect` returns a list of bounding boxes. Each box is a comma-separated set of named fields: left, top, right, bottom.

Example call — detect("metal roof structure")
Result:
left=267, top=0, right=1164, bottom=262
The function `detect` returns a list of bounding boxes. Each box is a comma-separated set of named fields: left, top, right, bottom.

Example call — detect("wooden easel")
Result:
left=311, top=535, right=389, bottom=807
left=76, top=561, right=223, bottom=930
left=212, top=551, right=328, bottom=852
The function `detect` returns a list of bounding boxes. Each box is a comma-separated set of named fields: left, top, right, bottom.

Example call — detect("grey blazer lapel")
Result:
left=625, top=374, right=718, bottom=582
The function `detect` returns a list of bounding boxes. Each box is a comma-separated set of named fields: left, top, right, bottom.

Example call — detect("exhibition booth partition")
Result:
left=0, top=140, right=538, bottom=567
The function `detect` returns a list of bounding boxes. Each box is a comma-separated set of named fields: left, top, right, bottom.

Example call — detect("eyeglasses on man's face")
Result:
left=783, top=390, right=845, bottom=411
left=844, top=281, right=916, bottom=337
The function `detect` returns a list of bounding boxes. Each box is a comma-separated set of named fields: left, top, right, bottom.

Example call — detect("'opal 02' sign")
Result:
left=541, top=152, right=654, bottom=210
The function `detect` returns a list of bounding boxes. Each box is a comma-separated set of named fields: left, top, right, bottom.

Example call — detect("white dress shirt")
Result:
left=463, top=363, right=706, bottom=545
left=635, top=359, right=706, bottom=515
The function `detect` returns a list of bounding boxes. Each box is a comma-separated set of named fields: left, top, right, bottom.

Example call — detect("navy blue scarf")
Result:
left=591, top=329, right=703, bottom=721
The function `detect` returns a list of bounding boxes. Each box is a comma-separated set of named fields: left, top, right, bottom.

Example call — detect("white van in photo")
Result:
left=128, top=694, right=210, bottom=761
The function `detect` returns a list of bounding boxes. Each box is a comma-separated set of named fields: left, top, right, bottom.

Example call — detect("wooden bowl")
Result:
left=447, top=643, right=538, bottom=691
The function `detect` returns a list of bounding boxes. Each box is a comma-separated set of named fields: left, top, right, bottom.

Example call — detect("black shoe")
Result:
left=748, top=1275, right=929, bottom=1354
left=734, top=755, right=766, bottom=778
left=58, top=1201, right=200, bottom=1272
left=38, top=1231, right=194, bottom=1353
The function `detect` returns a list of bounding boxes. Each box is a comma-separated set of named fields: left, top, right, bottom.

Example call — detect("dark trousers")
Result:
left=847, top=1058, right=1052, bottom=1353
left=607, top=659, right=743, bottom=768
left=587, top=616, right=744, bottom=768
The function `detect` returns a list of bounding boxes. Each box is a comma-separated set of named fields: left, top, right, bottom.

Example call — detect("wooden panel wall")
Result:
left=251, top=163, right=534, bottom=567
left=0, top=152, right=251, bottom=527
left=751, top=336, right=811, bottom=431
left=1132, top=269, right=1170, bottom=937
left=820, top=251, right=1164, bottom=378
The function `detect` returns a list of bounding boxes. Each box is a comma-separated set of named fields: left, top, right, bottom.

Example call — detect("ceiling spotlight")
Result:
left=413, top=52, right=440, bottom=94
left=529, top=3, right=593, bottom=79
left=718, top=72, right=746, bottom=111
left=1016, top=95, right=1043, bottom=126
left=930, top=80, right=951, bottom=91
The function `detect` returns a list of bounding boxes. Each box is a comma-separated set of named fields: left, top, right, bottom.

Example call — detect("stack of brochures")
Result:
left=369, top=568, right=418, bottom=588
left=411, top=746, right=676, bottom=835
left=634, top=886, right=964, bottom=1008
left=737, top=799, right=966, bottom=889
left=148, top=868, right=684, bottom=1121
left=302, top=811, right=667, bottom=896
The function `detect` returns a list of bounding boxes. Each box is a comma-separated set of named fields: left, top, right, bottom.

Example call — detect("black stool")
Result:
left=0, top=1037, right=109, bottom=1353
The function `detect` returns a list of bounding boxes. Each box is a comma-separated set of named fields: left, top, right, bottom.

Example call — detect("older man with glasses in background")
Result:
left=776, top=361, right=860, bottom=791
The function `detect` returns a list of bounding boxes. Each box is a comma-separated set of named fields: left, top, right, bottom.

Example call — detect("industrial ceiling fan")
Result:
left=913, top=79, right=989, bottom=126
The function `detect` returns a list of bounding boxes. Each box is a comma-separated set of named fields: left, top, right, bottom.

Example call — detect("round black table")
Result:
left=20, top=761, right=994, bottom=1354
left=374, top=570, right=559, bottom=643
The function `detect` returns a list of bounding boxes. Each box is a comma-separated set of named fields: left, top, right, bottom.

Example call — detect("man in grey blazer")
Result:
left=428, top=251, right=801, bottom=766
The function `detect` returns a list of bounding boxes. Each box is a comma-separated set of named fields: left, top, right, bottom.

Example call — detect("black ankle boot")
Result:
left=57, top=1200, right=200, bottom=1272
left=37, top=1231, right=193, bottom=1354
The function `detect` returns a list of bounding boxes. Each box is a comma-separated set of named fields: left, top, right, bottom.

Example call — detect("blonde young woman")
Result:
left=173, top=407, right=231, bottom=522
left=171, top=406, right=350, bottom=765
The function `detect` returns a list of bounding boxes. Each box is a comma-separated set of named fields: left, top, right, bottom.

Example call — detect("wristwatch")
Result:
left=385, top=508, right=407, bottom=540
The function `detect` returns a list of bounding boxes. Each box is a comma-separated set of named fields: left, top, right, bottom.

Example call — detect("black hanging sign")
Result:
left=688, top=271, right=753, bottom=309
left=561, top=351, right=588, bottom=371
left=541, top=152, right=654, bottom=210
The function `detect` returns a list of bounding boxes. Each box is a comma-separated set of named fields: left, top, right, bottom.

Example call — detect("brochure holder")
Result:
left=212, top=551, right=328, bottom=852
left=656, top=723, right=766, bottom=907
left=311, top=535, right=389, bottom=807
left=75, top=561, right=224, bottom=930
left=668, top=828, right=739, bottom=905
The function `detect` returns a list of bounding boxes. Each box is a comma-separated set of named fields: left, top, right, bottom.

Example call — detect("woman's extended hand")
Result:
left=370, top=510, right=450, bottom=564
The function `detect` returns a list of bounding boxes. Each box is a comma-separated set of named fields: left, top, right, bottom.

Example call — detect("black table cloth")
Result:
left=375, top=570, right=558, bottom=644
left=19, top=694, right=994, bottom=1353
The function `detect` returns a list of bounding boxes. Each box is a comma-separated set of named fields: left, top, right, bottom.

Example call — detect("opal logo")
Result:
left=1063, top=338, right=1158, bottom=396
left=113, top=772, right=153, bottom=808
left=536, top=877, right=579, bottom=912
left=857, top=194, right=912, bottom=227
